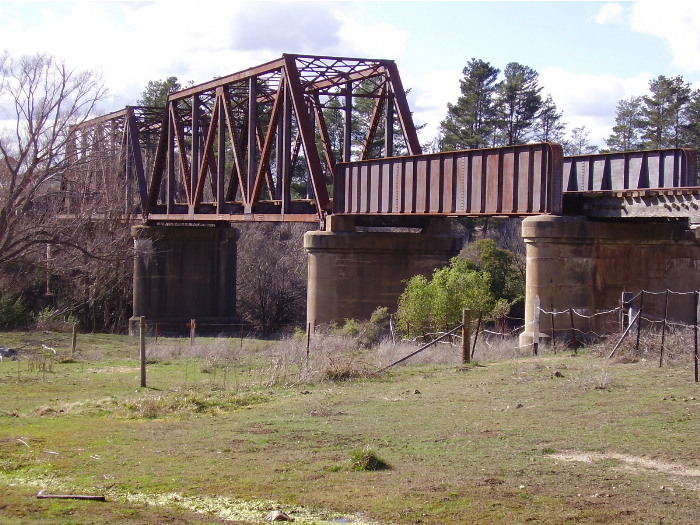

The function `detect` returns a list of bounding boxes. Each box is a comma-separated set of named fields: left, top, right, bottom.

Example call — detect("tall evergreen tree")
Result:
left=533, top=94, right=567, bottom=143
left=138, top=76, right=182, bottom=107
left=682, top=88, right=700, bottom=153
left=605, top=96, right=644, bottom=151
left=564, top=126, right=598, bottom=156
left=641, top=75, right=691, bottom=149
left=495, top=62, right=543, bottom=145
left=439, top=59, right=500, bottom=150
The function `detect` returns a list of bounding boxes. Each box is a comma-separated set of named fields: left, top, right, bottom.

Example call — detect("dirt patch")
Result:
left=88, top=366, right=139, bottom=374
left=550, top=451, right=700, bottom=478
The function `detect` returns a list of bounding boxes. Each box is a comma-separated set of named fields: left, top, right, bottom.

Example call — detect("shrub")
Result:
left=396, top=257, right=509, bottom=339
left=0, top=293, right=30, bottom=329
left=349, top=446, right=390, bottom=471
left=33, top=307, right=78, bottom=333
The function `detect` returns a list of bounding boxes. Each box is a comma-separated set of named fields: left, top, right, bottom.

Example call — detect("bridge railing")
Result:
left=333, top=143, right=564, bottom=216
left=563, top=148, right=698, bottom=192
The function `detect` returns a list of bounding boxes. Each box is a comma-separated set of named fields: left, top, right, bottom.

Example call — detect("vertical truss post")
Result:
left=344, top=80, right=353, bottom=162
left=217, top=88, right=226, bottom=214
left=166, top=108, right=175, bottom=214
left=385, top=61, right=421, bottom=155
left=385, top=93, right=394, bottom=158
left=246, top=77, right=257, bottom=214
left=279, top=82, right=293, bottom=211
left=191, top=94, right=200, bottom=213
left=283, top=55, right=329, bottom=212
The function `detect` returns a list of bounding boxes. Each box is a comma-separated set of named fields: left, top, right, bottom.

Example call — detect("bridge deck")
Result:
left=67, top=55, right=700, bottom=223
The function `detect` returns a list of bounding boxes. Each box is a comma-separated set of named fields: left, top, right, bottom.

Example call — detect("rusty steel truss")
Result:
left=69, top=54, right=420, bottom=222
left=67, top=55, right=700, bottom=224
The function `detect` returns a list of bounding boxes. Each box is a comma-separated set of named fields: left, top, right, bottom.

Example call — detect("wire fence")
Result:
left=527, top=289, right=699, bottom=382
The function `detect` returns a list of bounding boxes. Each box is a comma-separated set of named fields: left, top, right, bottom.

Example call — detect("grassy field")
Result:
left=1, top=329, right=699, bottom=524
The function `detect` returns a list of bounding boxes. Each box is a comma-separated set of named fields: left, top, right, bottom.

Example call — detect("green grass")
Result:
left=1, top=330, right=699, bottom=524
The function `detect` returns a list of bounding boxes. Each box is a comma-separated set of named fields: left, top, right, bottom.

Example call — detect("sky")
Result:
left=1, top=0, right=700, bottom=148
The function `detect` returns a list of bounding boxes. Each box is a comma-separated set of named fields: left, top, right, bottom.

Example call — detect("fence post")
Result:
left=533, top=295, right=540, bottom=356
left=660, top=290, right=669, bottom=367
left=568, top=308, right=577, bottom=351
left=462, top=309, right=471, bottom=363
left=635, top=291, right=645, bottom=352
left=471, top=313, right=482, bottom=361
left=306, top=322, right=311, bottom=359
left=695, top=291, right=699, bottom=383
left=139, top=316, right=146, bottom=388
left=550, top=301, right=557, bottom=353
left=189, top=319, right=196, bottom=349
left=621, top=291, right=633, bottom=330
left=71, top=323, right=77, bottom=358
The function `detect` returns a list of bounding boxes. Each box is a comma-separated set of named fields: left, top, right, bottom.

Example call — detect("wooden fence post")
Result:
left=660, top=290, right=669, bottom=367
left=139, top=316, right=146, bottom=388
left=621, top=291, right=633, bottom=331
left=462, top=309, right=471, bottom=363
left=71, top=324, right=77, bottom=358
left=694, top=291, right=699, bottom=383
left=550, top=301, right=557, bottom=353
left=568, top=307, right=577, bottom=351
left=635, top=291, right=645, bottom=352
left=533, top=295, right=540, bottom=356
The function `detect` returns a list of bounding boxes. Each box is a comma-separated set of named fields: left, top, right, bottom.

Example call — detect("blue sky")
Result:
left=1, top=1, right=699, bottom=148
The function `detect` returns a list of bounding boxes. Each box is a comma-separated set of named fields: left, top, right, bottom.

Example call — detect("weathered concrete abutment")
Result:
left=520, top=215, right=700, bottom=347
left=130, top=225, right=238, bottom=334
left=305, top=218, right=462, bottom=329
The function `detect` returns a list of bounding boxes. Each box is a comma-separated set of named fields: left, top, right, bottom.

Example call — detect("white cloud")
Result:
left=335, top=10, right=407, bottom=59
left=404, top=68, right=463, bottom=143
left=0, top=1, right=357, bottom=109
left=629, top=0, right=700, bottom=72
left=540, top=67, right=651, bottom=146
left=596, top=2, right=625, bottom=24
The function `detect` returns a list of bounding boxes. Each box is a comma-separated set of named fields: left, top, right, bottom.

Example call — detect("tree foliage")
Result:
left=440, top=58, right=500, bottom=150
left=439, top=58, right=553, bottom=149
left=396, top=257, right=509, bottom=338
left=564, top=125, right=598, bottom=156
left=460, top=238, right=524, bottom=306
left=236, top=223, right=309, bottom=335
left=605, top=75, right=700, bottom=154
left=0, top=53, right=133, bottom=331
left=137, top=76, right=182, bottom=107
left=496, top=62, right=543, bottom=146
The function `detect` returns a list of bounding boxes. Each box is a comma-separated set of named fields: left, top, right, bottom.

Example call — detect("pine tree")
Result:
left=606, top=96, right=644, bottom=151
left=138, top=77, right=183, bottom=107
left=439, top=59, right=500, bottom=151
left=641, top=75, right=691, bottom=149
left=495, top=62, right=543, bottom=146
left=564, top=126, right=598, bottom=156
left=533, top=94, right=567, bottom=143
left=682, top=88, right=700, bottom=153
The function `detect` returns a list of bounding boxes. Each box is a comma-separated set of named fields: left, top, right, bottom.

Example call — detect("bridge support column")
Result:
left=304, top=217, right=462, bottom=330
left=129, top=225, right=238, bottom=334
left=520, top=215, right=700, bottom=348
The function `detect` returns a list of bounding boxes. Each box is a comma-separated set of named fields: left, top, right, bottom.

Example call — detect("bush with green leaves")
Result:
left=0, top=293, right=29, bottom=330
left=395, top=257, right=509, bottom=338
left=460, top=238, right=524, bottom=305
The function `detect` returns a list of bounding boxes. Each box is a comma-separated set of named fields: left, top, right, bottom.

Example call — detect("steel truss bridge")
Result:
left=66, top=54, right=700, bottom=225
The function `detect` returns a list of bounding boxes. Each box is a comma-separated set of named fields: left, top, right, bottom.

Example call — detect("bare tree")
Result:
left=236, top=223, right=311, bottom=335
left=0, top=53, right=134, bottom=331
left=0, top=53, right=107, bottom=264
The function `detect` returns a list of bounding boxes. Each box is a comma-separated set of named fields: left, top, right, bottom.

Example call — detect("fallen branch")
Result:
left=36, top=489, right=105, bottom=502
left=608, top=310, right=641, bottom=359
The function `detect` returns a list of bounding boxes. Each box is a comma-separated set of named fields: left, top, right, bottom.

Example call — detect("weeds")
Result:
left=348, top=446, right=390, bottom=471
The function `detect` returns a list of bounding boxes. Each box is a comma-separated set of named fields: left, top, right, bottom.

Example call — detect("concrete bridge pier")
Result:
left=304, top=217, right=463, bottom=330
left=129, top=224, right=238, bottom=334
left=520, top=215, right=700, bottom=348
